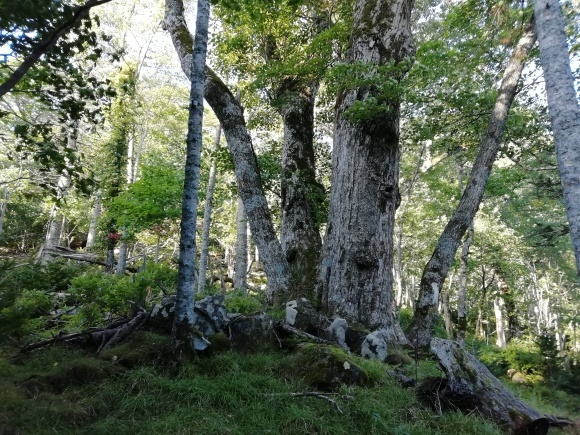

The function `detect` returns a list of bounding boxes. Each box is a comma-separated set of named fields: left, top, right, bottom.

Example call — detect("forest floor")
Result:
left=1, top=331, right=578, bottom=435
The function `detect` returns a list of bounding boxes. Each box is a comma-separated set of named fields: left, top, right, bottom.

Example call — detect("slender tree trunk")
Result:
left=0, top=189, right=7, bottom=238
left=407, top=23, right=536, bottom=347
left=37, top=127, right=77, bottom=263
left=395, top=144, right=426, bottom=308
left=164, top=0, right=289, bottom=302
left=442, top=288, right=453, bottom=339
left=86, top=190, right=102, bottom=250
left=116, top=231, right=128, bottom=274
left=534, top=0, right=580, bottom=285
left=278, top=86, right=323, bottom=302
left=171, top=0, right=210, bottom=355
left=198, top=124, right=220, bottom=292
left=457, top=228, right=474, bottom=343
left=494, top=295, right=507, bottom=349
left=234, top=197, right=248, bottom=290
left=317, top=0, right=414, bottom=342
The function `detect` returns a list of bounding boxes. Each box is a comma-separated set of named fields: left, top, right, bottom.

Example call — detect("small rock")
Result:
left=325, top=317, right=350, bottom=351
left=285, top=298, right=329, bottom=335
left=291, top=343, right=368, bottom=390
left=228, top=313, right=278, bottom=353
left=361, top=329, right=389, bottom=362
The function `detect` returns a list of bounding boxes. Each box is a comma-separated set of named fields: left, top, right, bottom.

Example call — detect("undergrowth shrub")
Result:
left=0, top=260, right=86, bottom=341
left=224, top=289, right=264, bottom=314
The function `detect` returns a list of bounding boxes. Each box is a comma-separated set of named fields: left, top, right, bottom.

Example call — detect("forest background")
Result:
left=0, top=0, right=580, bottom=432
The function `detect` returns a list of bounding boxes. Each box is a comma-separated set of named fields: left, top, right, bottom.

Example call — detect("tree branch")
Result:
left=0, top=0, right=115, bottom=98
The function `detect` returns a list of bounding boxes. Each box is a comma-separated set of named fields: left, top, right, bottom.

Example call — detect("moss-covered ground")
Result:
left=1, top=331, right=577, bottom=435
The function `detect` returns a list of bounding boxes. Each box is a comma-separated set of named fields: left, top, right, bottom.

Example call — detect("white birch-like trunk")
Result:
left=234, top=197, right=248, bottom=290
left=198, top=124, right=220, bottom=292
left=86, top=190, right=101, bottom=250
left=534, top=0, right=580, bottom=285
left=116, top=232, right=128, bottom=274
left=171, top=0, right=210, bottom=354
left=494, top=296, right=507, bottom=349
left=408, top=23, right=536, bottom=347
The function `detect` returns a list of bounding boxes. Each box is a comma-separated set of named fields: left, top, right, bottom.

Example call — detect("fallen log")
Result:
left=19, top=309, right=149, bottom=356
left=422, top=338, right=552, bottom=435
left=42, top=247, right=138, bottom=272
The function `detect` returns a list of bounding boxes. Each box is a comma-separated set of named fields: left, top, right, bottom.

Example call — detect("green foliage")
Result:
left=223, top=289, right=265, bottom=314
left=503, top=339, right=544, bottom=376
left=0, top=260, right=88, bottom=340
left=328, top=59, right=414, bottom=123
left=108, top=161, right=184, bottom=234
left=69, top=266, right=175, bottom=326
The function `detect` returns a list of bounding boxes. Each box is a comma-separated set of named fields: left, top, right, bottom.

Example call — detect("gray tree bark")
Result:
left=234, top=197, right=248, bottom=290
left=407, top=22, right=536, bottom=347
left=278, top=85, right=323, bottom=302
left=534, top=0, right=580, bottom=285
left=164, top=0, right=289, bottom=302
left=171, top=0, right=210, bottom=355
left=198, top=124, right=221, bottom=293
left=456, top=224, right=473, bottom=345
left=317, top=0, right=414, bottom=342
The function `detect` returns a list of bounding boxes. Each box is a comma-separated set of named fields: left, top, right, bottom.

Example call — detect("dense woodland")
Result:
left=0, top=0, right=580, bottom=433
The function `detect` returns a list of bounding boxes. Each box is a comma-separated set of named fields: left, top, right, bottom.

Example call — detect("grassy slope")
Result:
left=0, top=332, right=577, bottom=435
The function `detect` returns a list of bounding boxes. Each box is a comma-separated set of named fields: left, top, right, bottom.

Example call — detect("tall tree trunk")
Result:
left=407, top=23, right=536, bottom=347
left=496, top=269, right=518, bottom=341
left=165, top=0, right=289, bottom=301
left=494, top=295, right=507, bottom=349
left=534, top=0, right=580, bottom=285
left=317, top=0, right=414, bottom=341
left=234, top=197, right=248, bottom=290
left=456, top=224, right=473, bottom=344
left=278, top=86, right=323, bottom=302
left=395, top=144, right=425, bottom=308
left=115, top=231, right=128, bottom=274
left=198, top=124, right=220, bottom=292
left=86, top=190, right=101, bottom=250
left=171, top=0, right=210, bottom=355
left=442, top=287, right=453, bottom=339
left=37, top=127, right=77, bottom=263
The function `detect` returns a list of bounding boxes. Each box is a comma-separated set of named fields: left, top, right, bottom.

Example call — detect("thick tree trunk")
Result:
left=164, top=0, right=289, bottom=302
left=534, top=0, right=580, bottom=285
left=171, top=0, right=210, bottom=355
left=317, top=0, right=414, bottom=342
left=407, top=23, right=536, bottom=347
left=86, top=190, right=101, bottom=250
left=278, top=86, right=323, bottom=302
left=198, top=124, right=220, bottom=292
left=234, top=197, right=248, bottom=290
